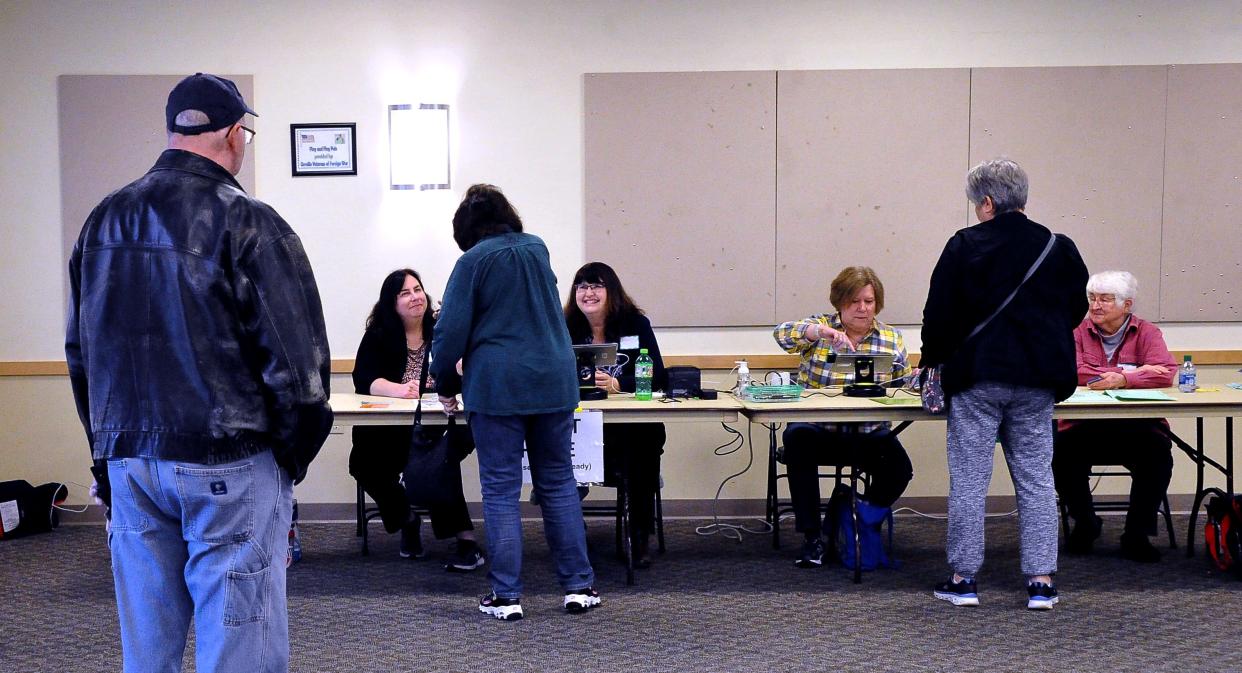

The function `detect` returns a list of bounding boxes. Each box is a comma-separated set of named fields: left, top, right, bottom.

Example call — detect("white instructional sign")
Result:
left=521, top=410, right=604, bottom=485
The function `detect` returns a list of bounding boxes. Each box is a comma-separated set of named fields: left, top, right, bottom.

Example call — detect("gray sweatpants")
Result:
left=946, top=382, right=1059, bottom=578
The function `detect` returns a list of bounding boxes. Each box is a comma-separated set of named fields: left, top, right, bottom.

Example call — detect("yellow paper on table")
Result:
left=870, top=397, right=921, bottom=405
left=1105, top=390, right=1175, bottom=401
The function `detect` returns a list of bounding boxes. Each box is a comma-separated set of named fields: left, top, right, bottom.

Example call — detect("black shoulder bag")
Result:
left=920, top=232, right=1057, bottom=414
left=404, top=348, right=475, bottom=507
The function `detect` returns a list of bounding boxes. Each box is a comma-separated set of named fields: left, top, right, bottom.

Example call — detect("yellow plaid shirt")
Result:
left=772, top=313, right=911, bottom=434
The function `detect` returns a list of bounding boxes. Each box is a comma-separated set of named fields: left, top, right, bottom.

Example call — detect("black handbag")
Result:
left=404, top=348, right=475, bottom=507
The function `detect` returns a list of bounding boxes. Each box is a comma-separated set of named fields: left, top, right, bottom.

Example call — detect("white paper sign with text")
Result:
left=521, top=410, right=604, bottom=485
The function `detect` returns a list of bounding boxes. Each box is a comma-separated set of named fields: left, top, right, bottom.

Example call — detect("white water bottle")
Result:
left=735, top=360, right=752, bottom=394
left=1178, top=355, right=1197, bottom=393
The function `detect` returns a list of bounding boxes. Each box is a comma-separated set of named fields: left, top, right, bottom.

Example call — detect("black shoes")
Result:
left=1065, top=514, right=1103, bottom=554
left=479, top=592, right=524, bottom=621
left=794, top=536, right=826, bottom=569
left=398, top=517, right=425, bottom=559
left=1026, top=581, right=1059, bottom=610
left=933, top=576, right=980, bottom=607
left=563, top=587, right=602, bottom=614
left=632, top=535, right=652, bottom=570
left=1119, top=532, right=1162, bottom=563
left=445, top=540, right=486, bottom=572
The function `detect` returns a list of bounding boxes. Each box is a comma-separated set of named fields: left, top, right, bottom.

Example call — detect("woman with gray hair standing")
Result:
left=1052, top=270, right=1177, bottom=562
left=921, top=158, right=1088, bottom=610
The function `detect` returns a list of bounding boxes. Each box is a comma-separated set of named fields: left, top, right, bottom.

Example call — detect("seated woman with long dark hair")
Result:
left=564, top=261, right=667, bottom=568
left=349, top=268, right=483, bottom=571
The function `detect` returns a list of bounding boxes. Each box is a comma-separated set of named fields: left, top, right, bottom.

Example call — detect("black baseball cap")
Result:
left=165, top=73, right=258, bottom=135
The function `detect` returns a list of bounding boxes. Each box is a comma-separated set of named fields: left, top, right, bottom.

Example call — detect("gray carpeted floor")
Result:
left=1, top=513, right=1238, bottom=673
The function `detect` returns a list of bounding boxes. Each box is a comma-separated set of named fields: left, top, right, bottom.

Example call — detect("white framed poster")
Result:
left=290, top=122, right=357, bottom=176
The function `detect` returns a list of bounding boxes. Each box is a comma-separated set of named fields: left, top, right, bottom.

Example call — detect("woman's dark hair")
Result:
left=564, top=261, right=643, bottom=342
left=365, top=268, right=435, bottom=341
left=451, top=183, right=524, bottom=251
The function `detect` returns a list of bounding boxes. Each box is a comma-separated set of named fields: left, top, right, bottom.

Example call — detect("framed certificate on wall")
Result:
left=290, top=123, right=357, bottom=176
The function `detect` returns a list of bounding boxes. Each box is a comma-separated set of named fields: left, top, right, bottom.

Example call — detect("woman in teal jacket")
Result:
left=431, top=184, right=599, bottom=621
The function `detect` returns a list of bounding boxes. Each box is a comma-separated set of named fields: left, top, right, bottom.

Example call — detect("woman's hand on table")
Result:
left=371, top=379, right=420, bottom=398
left=1087, top=371, right=1126, bottom=390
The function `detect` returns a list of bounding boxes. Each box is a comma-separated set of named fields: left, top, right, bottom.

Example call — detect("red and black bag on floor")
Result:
left=1204, top=488, right=1242, bottom=578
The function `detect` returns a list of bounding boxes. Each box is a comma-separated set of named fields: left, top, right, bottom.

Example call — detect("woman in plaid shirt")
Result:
left=773, top=266, right=914, bottom=569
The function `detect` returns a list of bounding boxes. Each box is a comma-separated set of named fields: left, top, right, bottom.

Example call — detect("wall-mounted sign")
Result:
left=290, top=123, right=357, bottom=176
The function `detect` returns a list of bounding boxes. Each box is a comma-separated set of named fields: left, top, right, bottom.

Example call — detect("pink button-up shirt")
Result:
left=1058, top=314, right=1177, bottom=431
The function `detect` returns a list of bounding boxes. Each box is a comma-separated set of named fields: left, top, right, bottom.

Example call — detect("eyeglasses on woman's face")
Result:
left=1087, top=293, right=1117, bottom=306
left=575, top=282, right=606, bottom=293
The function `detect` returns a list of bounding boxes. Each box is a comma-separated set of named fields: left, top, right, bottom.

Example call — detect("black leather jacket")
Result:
left=66, top=149, right=333, bottom=484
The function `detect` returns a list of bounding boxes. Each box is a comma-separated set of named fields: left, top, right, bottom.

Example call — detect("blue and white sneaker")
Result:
left=1026, top=582, right=1059, bottom=610
left=933, top=576, right=980, bottom=607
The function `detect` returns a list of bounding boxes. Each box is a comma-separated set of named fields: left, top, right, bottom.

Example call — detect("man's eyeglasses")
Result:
left=235, top=123, right=256, bottom=145
left=575, top=282, right=606, bottom=293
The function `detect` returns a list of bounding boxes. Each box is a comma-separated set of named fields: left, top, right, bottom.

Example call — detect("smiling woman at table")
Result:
left=349, top=268, right=482, bottom=571
left=564, top=261, right=667, bottom=568
left=1052, top=270, right=1177, bottom=562
left=772, top=266, right=913, bottom=569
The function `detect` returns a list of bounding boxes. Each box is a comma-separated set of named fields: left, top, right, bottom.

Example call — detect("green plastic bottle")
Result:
left=635, top=348, right=653, bottom=401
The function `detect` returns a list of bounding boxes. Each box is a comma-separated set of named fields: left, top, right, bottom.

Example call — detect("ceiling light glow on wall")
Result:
left=388, top=103, right=450, bottom=190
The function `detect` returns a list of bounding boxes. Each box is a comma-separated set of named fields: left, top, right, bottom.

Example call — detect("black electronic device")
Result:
left=573, top=343, right=619, bottom=401
left=667, top=366, right=702, bottom=399
left=841, top=354, right=887, bottom=398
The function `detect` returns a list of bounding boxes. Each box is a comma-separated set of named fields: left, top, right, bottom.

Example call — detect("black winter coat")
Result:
left=920, top=211, right=1089, bottom=402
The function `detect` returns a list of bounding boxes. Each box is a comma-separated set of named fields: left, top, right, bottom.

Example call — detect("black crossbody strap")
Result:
left=964, top=232, right=1057, bottom=343
left=413, top=344, right=430, bottom=426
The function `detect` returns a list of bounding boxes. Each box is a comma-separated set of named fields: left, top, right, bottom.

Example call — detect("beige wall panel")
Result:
left=59, top=75, right=255, bottom=304
left=1161, top=63, right=1242, bottom=321
left=775, top=69, right=971, bottom=325
left=970, top=66, right=1167, bottom=315
left=584, top=72, right=776, bottom=326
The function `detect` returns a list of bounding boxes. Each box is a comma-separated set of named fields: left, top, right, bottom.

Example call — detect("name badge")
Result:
left=620, top=335, right=640, bottom=350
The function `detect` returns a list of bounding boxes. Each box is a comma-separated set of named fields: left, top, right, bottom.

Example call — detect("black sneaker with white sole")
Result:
left=445, top=540, right=486, bottom=572
left=563, top=587, right=602, bottom=614
left=1026, top=581, right=1059, bottom=610
left=479, top=592, right=523, bottom=621
left=794, top=536, right=825, bottom=569
left=933, top=576, right=980, bottom=607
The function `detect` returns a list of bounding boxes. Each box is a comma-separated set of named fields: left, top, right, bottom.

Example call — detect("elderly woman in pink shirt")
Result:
left=1052, top=270, right=1177, bottom=563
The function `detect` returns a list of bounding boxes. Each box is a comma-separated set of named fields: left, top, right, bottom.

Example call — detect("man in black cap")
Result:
left=66, top=73, right=332, bottom=672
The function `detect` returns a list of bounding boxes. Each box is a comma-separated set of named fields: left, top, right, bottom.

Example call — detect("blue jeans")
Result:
left=470, top=411, right=595, bottom=599
left=107, top=451, right=293, bottom=672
